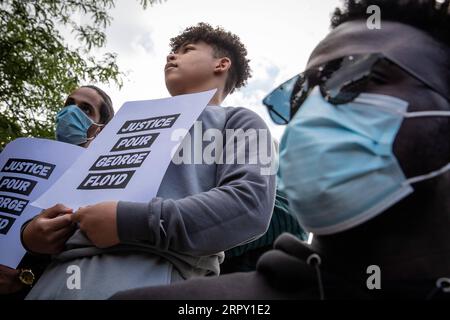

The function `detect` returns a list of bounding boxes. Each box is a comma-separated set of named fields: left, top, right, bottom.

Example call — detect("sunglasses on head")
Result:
left=262, top=53, right=450, bottom=125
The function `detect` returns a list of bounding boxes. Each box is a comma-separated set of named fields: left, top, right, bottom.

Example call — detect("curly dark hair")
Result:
left=331, top=0, right=450, bottom=47
left=169, top=22, right=251, bottom=95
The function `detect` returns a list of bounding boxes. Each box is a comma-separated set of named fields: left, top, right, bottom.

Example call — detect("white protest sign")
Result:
left=0, top=138, right=84, bottom=267
left=32, top=89, right=216, bottom=210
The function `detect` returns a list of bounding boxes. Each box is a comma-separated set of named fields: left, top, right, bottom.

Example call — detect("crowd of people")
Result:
left=1, top=0, right=449, bottom=300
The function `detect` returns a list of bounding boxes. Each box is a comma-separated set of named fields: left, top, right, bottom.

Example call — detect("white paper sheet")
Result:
left=32, top=89, right=215, bottom=211
left=0, top=138, right=84, bottom=267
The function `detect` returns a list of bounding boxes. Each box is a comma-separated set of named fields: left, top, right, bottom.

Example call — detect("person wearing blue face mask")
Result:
left=272, top=2, right=450, bottom=298
left=266, top=0, right=450, bottom=299
left=0, top=85, right=114, bottom=299
left=56, top=85, right=114, bottom=147
left=109, top=0, right=450, bottom=300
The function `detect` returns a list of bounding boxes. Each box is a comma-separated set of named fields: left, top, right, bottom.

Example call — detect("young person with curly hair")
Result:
left=21, top=23, right=276, bottom=299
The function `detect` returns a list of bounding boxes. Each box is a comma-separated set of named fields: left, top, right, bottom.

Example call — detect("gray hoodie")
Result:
left=25, top=105, right=276, bottom=299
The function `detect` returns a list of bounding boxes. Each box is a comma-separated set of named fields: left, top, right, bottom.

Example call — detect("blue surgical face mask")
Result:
left=55, top=105, right=103, bottom=145
left=279, top=87, right=450, bottom=235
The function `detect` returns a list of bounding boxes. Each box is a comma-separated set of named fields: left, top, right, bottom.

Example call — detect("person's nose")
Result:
left=166, top=52, right=176, bottom=63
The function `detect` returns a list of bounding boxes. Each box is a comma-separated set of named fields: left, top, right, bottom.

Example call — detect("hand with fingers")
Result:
left=71, top=201, right=120, bottom=249
left=22, top=203, right=76, bottom=255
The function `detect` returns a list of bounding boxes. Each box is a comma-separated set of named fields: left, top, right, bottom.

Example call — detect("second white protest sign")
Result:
left=32, top=89, right=216, bottom=210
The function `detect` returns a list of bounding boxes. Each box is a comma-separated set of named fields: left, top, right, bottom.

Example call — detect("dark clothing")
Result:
left=110, top=233, right=450, bottom=300
left=222, top=190, right=306, bottom=273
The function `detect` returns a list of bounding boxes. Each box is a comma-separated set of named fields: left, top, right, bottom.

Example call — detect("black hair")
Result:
left=331, top=0, right=450, bottom=47
left=81, top=85, right=114, bottom=125
left=169, top=22, right=252, bottom=95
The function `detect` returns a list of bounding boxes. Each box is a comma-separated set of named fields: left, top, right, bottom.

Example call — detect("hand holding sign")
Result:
left=71, top=201, right=120, bottom=249
left=22, top=204, right=75, bottom=255
left=32, top=89, right=215, bottom=210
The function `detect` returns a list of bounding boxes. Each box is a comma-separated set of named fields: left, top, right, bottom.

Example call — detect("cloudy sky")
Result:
left=86, top=0, right=341, bottom=140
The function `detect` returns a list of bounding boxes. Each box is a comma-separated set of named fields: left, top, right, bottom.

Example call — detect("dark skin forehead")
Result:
left=305, top=21, right=450, bottom=178
left=307, top=25, right=450, bottom=277
left=64, top=87, right=103, bottom=124
left=173, top=41, right=214, bottom=54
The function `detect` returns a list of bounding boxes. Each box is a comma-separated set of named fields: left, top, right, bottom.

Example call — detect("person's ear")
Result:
left=94, top=125, right=104, bottom=138
left=86, top=124, right=102, bottom=141
left=214, top=57, right=231, bottom=74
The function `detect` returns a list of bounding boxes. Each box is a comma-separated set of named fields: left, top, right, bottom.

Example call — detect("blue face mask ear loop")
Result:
left=397, top=110, right=450, bottom=187
left=85, top=122, right=105, bottom=142
left=396, top=110, right=450, bottom=300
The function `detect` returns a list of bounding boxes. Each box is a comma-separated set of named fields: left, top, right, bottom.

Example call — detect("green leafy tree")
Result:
left=0, top=0, right=161, bottom=149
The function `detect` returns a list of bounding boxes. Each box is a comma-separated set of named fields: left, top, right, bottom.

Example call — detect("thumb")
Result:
left=40, top=203, right=73, bottom=219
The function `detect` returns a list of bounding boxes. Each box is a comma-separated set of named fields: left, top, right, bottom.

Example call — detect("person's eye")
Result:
left=79, top=105, right=92, bottom=115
